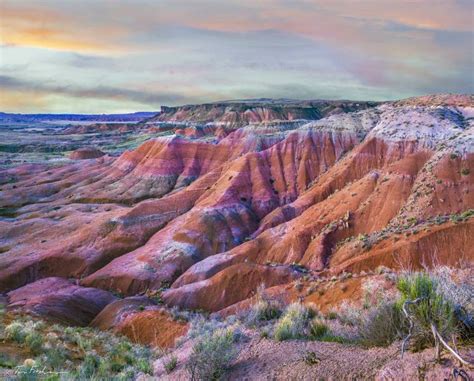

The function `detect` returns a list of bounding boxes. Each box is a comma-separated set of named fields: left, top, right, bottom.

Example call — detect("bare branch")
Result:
left=431, top=324, right=473, bottom=367
left=401, top=297, right=424, bottom=357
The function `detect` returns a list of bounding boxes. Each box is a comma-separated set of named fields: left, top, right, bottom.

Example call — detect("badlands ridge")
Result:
left=0, top=94, right=472, bottom=347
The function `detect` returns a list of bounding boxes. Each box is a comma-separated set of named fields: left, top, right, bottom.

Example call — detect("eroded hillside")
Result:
left=0, top=94, right=472, bottom=322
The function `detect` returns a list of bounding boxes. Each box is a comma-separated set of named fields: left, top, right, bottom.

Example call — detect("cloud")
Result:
left=0, top=75, right=188, bottom=106
left=0, top=0, right=472, bottom=112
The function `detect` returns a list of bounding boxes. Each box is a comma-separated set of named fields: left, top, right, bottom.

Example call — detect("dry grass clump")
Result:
left=274, top=303, right=316, bottom=341
left=431, top=266, right=474, bottom=342
left=163, top=354, right=178, bottom=374
left=185, top=314, right=242, bottom=342
left=246, top=286, right=283, bottom=327
left=358, top=302, right=406, bottom=347
left=186, top=327, right=240, bottom=381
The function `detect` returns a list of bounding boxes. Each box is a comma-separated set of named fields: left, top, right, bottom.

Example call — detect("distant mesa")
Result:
left=68, top=147, right=105, bottom=160
left=0, top=111, right=158, bottom=125
left=153, top=99, right=379, bottom=127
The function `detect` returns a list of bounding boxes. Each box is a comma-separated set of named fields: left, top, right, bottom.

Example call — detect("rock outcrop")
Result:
left=153, top=99, right=378, bottom=127
left=6, top=277, right=116, bottom=326
left=91, top=297, right=187, bottom=348
left=68, top=147, right=105, bottom=160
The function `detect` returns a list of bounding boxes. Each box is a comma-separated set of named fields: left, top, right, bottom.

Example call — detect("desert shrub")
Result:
left=274, top=303, right=316, bottom=341
left=358, top=302, right=406, bottom=347
left=246, top=288, right=282, bottom=326
left=318, top=334, right=347, bottom=343
left=169, top=305, right=196, bottom=323
left=361, top=277, right=391, bottom=309
left=352, top=269, right=472, bottom=351
left=397, top=272, right=456, bottom=351
left=164, top=355, right=178, bottom=374
left=338, top=276, right=397, bottom=328
left=335, top=278, right=403, bottom=346
left=308, top=318, right=348, bottom=343
left=0, top=354, right=15, bottom=369
left=430, top=267, right=474, bottom=341
left=25, top=332, right=44, bottom=355
left=185, top=314, right=243, bottom=344
left=5, top=322, right=27, bottom=343
left=325, top=311, right=338, bottom=320
left=108, top=341, right=136, bottom=372
left=42, top=346, right=69, bottom=370
left=309, top=319, right=329, bottom=339
left=137, top=357, right=153, bottom=375
left=77, top=353, right=101, bottom=378
left=337, top=301, right=364, bottom=326
left=186, top=327, right=238, bottom=381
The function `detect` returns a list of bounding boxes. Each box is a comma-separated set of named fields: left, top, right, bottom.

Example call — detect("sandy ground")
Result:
left=152, top=330, right=474, bottom=381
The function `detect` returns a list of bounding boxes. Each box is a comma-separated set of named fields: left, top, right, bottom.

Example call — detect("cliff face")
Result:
left=152, top=100, right=379, bottom=126
left=0, top=95, right=472, bottom=318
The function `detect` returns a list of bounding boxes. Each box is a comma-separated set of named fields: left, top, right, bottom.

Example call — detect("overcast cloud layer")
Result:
left=0, top=0, right=473, bottom=113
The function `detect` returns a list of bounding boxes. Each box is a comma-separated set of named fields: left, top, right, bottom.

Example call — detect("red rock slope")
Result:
left=0, top=95, right=472, bottom=317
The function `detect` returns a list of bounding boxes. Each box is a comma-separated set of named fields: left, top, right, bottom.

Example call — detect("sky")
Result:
left=0, top=0, right=473, bottom=113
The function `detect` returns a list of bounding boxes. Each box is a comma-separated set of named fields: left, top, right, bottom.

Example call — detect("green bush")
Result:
left=397, top=272, right=456, bottom=351
left=43, top=347, right=69, bottom=370
left=0, top=354, right=15, bottom=369
left=318, top=334, right=347, bottom=343
left=137, top=357, right=153, bottom=375
left=186, top=328, right=238, bottom=381
left=309, top=319, right=329, bottom=339
left=164, top=355, right=178, bottom=374
left=5, top=322, right=27, bottom=343
left=274, top=303, right=316, bottom=341
left=109, top=341, right=135, bottom=372
left=246, top=295, right=282, bottom=326
left=25, top=332, right=43, bottom=355
left=78, top=354, right=101, bottom=378
left=186, top=316, right=235, bottom=341
left=325, top=311, right=338, bottom=320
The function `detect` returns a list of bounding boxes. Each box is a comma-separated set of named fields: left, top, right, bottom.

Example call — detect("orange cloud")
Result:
left=0, top=88, right=48, bottom=110
left=2, top=28, right=116, bottom=54
left=0, top=3, right=128, bottom=54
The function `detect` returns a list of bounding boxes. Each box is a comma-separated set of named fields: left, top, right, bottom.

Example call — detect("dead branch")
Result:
left=401, top=297, right=424, bottom=357
left=401, top=297, right=473, bottom=367
left=431, top=324, right=473, bottom=367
